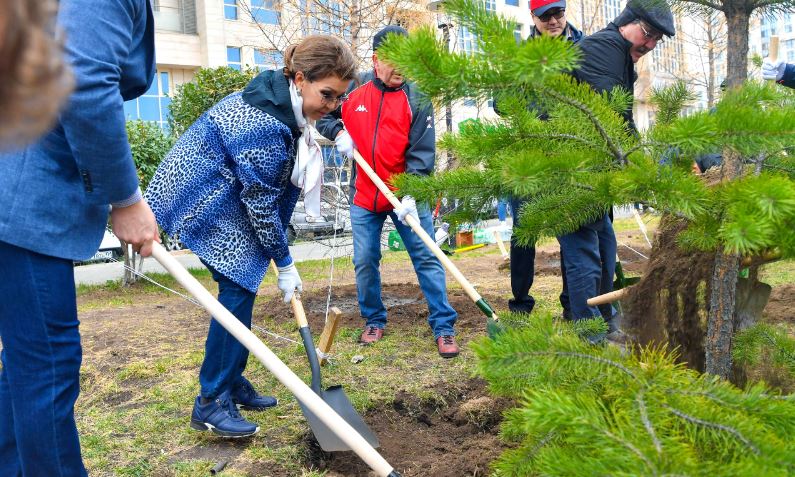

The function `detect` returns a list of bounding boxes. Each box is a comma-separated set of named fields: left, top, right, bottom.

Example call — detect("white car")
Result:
left=85, top=229, right=124, bottom=263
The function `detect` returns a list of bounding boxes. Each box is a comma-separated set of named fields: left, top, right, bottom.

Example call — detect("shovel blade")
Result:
left=299, top=385, right=380, bottom=452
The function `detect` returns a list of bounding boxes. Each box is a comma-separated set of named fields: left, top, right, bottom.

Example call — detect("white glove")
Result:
left=395, top=195, right=419, bottom=226
left=335, top=130, right=355, bottom=159
left=762, top=58, right=786, bottom=81
left=276, top=262, right=303, bottom=303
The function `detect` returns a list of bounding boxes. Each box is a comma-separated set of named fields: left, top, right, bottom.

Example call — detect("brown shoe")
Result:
left=359, top=325, right=384, bottom=345
left=436, top=335, right=460, bottom=358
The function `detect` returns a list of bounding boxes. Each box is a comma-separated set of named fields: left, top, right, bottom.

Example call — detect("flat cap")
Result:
left=373, top=25, right=408, bottom=51
left=626, top=0, right=675, bottom=37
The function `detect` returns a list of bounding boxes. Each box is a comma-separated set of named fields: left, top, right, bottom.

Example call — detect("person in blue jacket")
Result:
left=0, top=1, right=161, bottom=475
left=762, top=57, right=795, bottom=89
left=145, top=35, right=356, bottom=438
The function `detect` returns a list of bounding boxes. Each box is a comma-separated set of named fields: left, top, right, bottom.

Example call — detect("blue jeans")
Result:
left=351, top=204, right=457, bottom=338
left=198, top=262, right=257, bottom=399
left=557, top=214, right=617, bottom=320
left=0, top=241, right=87, bottom=477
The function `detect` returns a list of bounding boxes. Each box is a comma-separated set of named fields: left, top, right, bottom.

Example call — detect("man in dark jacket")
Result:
left=317, top=26, right=460, bottom=358
left=505, top=0, right=583, bottom=317
left=762, top=57, right=795, bottom=89
left=563, top=0, right=674, bottom=336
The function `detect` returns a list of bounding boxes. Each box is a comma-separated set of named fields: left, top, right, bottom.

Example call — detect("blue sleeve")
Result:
left=57, top=0, right=150, bottom=205
left=405, top=87, right=436, bottom=176
left=228, top=126, right=295, bottom=267
left=779, top=63, right=795, bottom=89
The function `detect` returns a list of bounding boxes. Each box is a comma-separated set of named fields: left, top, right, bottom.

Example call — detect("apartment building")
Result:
left=450, top=0, right=691, bottom=130
left=130, top=0, right=693, bottom=132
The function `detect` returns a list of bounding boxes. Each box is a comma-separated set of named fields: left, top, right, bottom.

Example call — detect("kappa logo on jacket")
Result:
left=355, top=104, right=368, bottom=112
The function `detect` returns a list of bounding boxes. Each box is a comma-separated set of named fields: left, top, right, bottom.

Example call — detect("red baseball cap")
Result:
left=530, top=0, right=566, bottom=16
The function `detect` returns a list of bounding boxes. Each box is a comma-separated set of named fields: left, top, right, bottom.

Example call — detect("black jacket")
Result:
left=494, top=22, right=583, bottom=119
left=572, top=22, right=637, bottom=130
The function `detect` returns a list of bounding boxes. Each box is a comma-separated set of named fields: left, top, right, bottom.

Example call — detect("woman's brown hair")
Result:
left=0, top=0, right=72, bottom=150
left=283, top=35, right=357, bottom=82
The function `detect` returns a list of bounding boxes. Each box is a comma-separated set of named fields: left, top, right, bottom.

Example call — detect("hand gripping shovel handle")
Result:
left=150, top=243, right=400, bottom=477
left=352, top=150, right=499, bottom=325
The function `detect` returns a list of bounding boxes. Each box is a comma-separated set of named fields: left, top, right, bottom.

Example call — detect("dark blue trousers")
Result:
left=198, top=262, right=257, bottom=399
left=0, top=241, right=87, bottom=476
left=508, top=198, right=536, bottom=314
left=557, top=214, right=617, bottom=320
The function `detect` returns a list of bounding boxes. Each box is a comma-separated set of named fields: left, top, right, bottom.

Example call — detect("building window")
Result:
left=307, top=0, right=348, bottom=36
left=603, top=0, right=621, bottom=22
left=227, top=47, right=242, bottom=70
left=458, top=26, right=479, bottom=55
left=123, top=71, right=171, bottom=129
left=251, top=0, right=279, bottom=25
left=514, top=23, right=523, bottom=43
left=505, top=0, right=519, bottom=6
left=485, top=0, right=496, bottom=11
left=224, top=0, right=238, bottom=20
left=255, top=49, right=284, bottom=71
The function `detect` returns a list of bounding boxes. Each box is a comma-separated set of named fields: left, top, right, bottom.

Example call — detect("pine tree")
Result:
left=378, top=0, right=795, bottom=378
left=471, top=314, right=795, bottom=475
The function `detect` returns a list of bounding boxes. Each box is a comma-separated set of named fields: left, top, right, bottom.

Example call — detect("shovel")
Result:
left=352, top=150, right=503, bottom=336
left=273, top=264, right=380, bottom=452
left=150, top=243, right=399, bottom=476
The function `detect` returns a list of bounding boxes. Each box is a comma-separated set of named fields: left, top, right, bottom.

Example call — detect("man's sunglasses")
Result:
left=536, top=8, right=565, bottom=22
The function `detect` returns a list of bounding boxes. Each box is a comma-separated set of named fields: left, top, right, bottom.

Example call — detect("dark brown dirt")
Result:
left=309, top=378, right=511, bottom=477
left=624, top=216, right=715, bottom=371
left=262, top=283, right=501, bottom=336
left=763, top=284, right=795, bottom=325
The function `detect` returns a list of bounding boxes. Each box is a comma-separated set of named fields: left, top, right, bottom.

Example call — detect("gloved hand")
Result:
left=335, top=130, right=355, bottom=159
left=395, top=195, right=419, bottom=226
left=762, top=58, right=786, bottom=81
left=276, top=262, right=303, bottom=303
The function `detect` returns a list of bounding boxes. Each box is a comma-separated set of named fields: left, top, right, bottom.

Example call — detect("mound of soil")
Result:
left=763, top=284, right=795, bottom=325
left=308, top=379, right=512, bottom=477
left=262, top=283, right=499, bottom=335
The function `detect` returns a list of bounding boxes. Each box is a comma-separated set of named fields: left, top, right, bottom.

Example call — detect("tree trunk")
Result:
left=723, top=6, right=750, bottom=88
left=706, top=14, right=716, bottom=108
left=705, top=251, right=740, bottom=378
left=704, top=150, right=743, bottom=378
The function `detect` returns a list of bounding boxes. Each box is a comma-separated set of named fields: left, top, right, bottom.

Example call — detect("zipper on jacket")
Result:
left=371, top=89, right=386, bottom=212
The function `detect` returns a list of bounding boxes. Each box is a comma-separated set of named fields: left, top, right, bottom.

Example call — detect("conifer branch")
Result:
left=518, top=133, right=603, bottom=150
left=600, top=428, right=658, bottom=475
left=520, top=351, right=639, bottom=380
left=663, top=405, right=761, bottom=455
left=539, top=86, right=626, bottom=164
left=637, top=390, right=663, bottom=454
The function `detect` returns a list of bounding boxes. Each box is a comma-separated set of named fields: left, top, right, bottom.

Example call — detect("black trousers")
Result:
left=508, top=198, right=536, bottom=314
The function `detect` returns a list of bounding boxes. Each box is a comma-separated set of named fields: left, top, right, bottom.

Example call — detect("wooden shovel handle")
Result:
left=150, top=243, right=397, bottom=476
left=352, top=150, right=498, bottom=321
left=271, top=260, right=308, bottom=328
left=317, top=307, right=342, bottom=366
left=493, top=230, right=509, bottom=260
left=770, top=36, right=780, bottom=62
left=587, top=287, right=630, bottom=306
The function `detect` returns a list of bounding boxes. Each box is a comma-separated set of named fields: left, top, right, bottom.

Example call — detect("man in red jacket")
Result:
left=318, top=25, right=459, bottom=358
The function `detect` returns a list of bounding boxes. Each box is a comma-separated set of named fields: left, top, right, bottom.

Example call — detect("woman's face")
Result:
left=294, top=72, right=350, bottom=120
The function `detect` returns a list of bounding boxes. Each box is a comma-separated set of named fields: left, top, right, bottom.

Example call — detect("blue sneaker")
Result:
left=231, top=377, right=278, bottom=411
left=190, top=390, right=259, bottom=438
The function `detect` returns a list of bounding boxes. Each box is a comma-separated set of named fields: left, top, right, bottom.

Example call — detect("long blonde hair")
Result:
left=0, top=0, right=72, bottom=150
